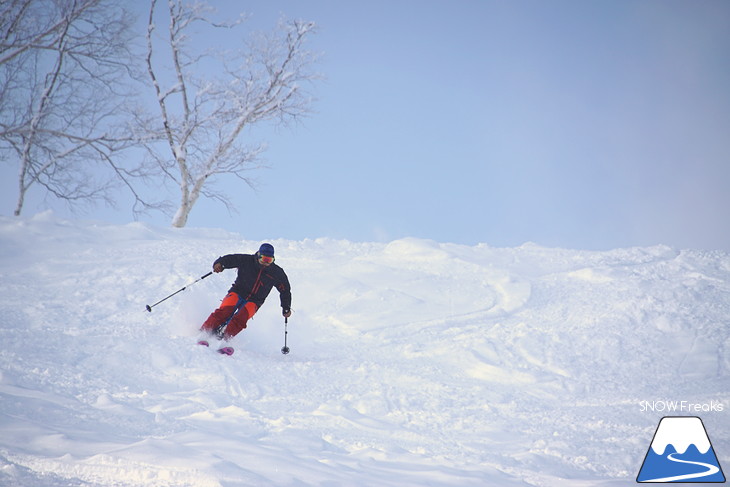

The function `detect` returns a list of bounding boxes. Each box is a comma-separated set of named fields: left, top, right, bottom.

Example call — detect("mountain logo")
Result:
left=637, top=416, right=725, bottom=483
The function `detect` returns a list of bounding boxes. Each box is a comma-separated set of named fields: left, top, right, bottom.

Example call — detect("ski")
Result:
left=197, top=340, right=234, bottom=355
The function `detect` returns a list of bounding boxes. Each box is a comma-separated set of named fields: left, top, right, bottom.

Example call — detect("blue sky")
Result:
left=3, top=0, right=729, bottom=251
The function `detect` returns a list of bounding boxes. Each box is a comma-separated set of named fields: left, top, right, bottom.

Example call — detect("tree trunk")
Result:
left=14, top=190, right=25, bottom=217
left=170, top=173, right=205, bottom=227
left=171, top=203, right=189, bottom=228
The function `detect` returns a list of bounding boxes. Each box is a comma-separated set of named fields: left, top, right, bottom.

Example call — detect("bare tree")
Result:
left=143, top=0, right=318, bottom=227
left=0, top=0, right=153, bottom=216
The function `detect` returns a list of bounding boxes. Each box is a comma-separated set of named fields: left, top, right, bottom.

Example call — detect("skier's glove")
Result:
left=282, top=308, right=291, bottom=318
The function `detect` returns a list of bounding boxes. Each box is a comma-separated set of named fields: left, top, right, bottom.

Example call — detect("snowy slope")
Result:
left=1, top=212, right=728, bottom=486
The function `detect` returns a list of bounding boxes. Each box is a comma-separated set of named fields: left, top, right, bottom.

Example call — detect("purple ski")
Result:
left=198, top=340, right=234, bottom=355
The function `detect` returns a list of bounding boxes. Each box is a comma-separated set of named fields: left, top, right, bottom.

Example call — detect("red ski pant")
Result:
left=200, top=292, right=258, bottom=338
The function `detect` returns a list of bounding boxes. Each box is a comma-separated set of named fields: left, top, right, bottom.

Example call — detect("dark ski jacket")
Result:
left=214, top=253, right=292, bottom=310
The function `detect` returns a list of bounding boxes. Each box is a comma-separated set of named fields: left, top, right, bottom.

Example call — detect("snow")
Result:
left=1, top=211, right=728, bottom=486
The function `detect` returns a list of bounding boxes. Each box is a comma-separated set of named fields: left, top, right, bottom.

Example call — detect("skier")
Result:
left=200, top=243, right=292, bottom=342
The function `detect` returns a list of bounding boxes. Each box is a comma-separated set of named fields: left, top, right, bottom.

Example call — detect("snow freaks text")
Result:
left=639, top=400, right=725, bottom=413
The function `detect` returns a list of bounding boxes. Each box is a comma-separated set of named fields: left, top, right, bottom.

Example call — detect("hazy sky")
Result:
left=3, top=0, right=729, bottom=251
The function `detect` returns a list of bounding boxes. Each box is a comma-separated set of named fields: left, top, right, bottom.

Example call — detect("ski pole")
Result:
left=281, top=316, right=290, bottom=355
left=145, top=271, right=213, bottom=312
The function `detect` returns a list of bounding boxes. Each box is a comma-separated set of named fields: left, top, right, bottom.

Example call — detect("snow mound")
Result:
left=1, top=214, right=728, bottom=486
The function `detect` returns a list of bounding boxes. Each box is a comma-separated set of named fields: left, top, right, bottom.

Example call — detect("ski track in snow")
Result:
left=1, top=212, right=729, bottom=486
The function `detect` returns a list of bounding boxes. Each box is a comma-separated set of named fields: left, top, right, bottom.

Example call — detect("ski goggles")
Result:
left=257, top=253, right=275, bottom=265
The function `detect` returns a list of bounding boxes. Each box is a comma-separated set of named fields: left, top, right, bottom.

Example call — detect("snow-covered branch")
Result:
left=1, top=0, right=154, bottom=216
left=141, top=0, right=320, bottom=227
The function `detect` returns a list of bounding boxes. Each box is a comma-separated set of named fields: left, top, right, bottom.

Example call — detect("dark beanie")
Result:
left=258, top=243, right=275, bottom=257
